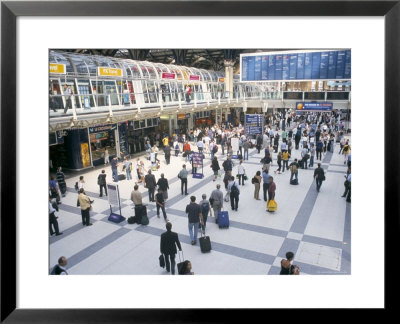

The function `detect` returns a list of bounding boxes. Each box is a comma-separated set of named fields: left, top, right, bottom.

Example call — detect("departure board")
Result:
left=245, top=114, right=264, bottom=135
left=241, top=50, right=351, bottom=82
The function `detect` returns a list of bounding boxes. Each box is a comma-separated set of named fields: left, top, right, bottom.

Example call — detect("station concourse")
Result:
left=49, top=49, right=351, bottom=275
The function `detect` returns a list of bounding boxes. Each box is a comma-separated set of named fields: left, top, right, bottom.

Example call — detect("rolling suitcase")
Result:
left=118, top=174, right=126, bottom=181
left=177, top=251, right=188, bottom=275
left=199, top=230, right=211, bottom=253
left=218, top=210, right=229, bottom=228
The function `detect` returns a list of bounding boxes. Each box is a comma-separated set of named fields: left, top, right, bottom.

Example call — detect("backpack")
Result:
left=74, top=182, right=79, bottom=191
left=212, top=145, right=218, bottom=153
left=129, top=162, right=133, bottom=171
left=231, top=183, right=239, bottom=195
left=343, top=145, right=349, bottom=153
left=175, top=144, right=179, bottom=150
left=290, top=164, right=298, bottom=173
left=201, top=202, right=209, bottom=214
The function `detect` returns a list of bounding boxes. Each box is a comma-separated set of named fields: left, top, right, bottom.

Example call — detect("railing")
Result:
left=49, top=90, right=264, bottom=116
left=49, top=90, right=351, bottom=117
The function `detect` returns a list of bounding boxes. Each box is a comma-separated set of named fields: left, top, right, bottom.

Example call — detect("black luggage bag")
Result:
left=127, top=216, right=135, bottom=224
left=134, top=205, right=147, bottom=224
left=118, top=174, right=126, bottom=181
left=199, top=231, right=211, bottom=253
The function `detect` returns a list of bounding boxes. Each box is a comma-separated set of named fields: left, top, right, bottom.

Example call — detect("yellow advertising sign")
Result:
left=218, top=77, right=225, bottom=82
left=49, top=63, right=66, bottom=74
left=98, top=67, right=122, bottom=77
left=80, top=143, right=91, bottom=168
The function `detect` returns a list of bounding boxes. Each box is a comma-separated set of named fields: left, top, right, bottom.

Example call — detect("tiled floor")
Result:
left=50, top=137, right=351, bottom=275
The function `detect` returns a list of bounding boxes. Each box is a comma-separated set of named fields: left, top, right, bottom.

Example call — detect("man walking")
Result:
left=210, top=184, right=224, bottom=223
left=160, top=222, right=182, bottom=275
left=178, top=164, right=189, bottom=196
left=313, top=163, right=325, bottom=192
left=289, top=159, right=300, bottom=184
left=185, top=196, right=204, bottom=245
left=155, top=188, right=169, bottom=222
left=50, top=256, right=68, bottom=275
left=144, top=170, right=157, bottom=202
left=97, top=170, right=107, bottom=197
left=164, top=144, right=171, bottom=165
left=228, top=176, right=240, bottom=211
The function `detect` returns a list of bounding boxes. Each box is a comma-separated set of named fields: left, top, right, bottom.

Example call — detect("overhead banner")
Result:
left=245, top=114, right=264, bottom=135
left=296, top=102, right=333, bottom=111
left=98, top=67, right=122, bottom=77
left=49, top=63, right=66, bottom=74
left=241, top=50, right=351, bottom=82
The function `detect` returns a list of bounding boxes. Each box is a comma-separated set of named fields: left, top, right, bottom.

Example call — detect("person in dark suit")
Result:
left=144, top=169, right=157, bottom=202
left=160, top=222, right=182, bottom=275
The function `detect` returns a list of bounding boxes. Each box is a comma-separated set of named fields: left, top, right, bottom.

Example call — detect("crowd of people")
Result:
left=50, top=109, right=351, bottom=275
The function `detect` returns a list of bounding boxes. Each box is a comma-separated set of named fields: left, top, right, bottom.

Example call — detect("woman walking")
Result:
left=211, top=156, right=220, bottom=181
left=252, top=171, right=262, bottom=200
left=274, top=152, right=282, bottom=174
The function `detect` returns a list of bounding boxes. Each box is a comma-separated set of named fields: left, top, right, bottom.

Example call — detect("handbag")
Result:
left=159, top=254, right=165, bottom=268
left=244, top=174, right=248, bottom=181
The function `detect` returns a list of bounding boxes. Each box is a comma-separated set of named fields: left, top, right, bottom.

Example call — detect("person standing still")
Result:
left=237, top=160, right=246, bottom=185
left=97, top=170, right=107, bottom=197
left=262, top=169, right=271, bottom=202
left=185, top=196, right=204, bottom=245
left=252, top=171, right=262, bottom=200
left=164, top=144, right=171, bottom=165
left=111, top=156, right=119, bottom=182
left=178, top=164, right=189, bottom=196
left=49, top=196, right=62, bottom=236
left=123, top=156, right=132, bottom=180
left=160, top=222, right=182, bottom=275
left=144, top=170, right=157, bottom=202
left=78, top=188, right=93, bottom=226
left=63, top=84, right=72, bottom=114
left=104, top=147, right=109, bottom=165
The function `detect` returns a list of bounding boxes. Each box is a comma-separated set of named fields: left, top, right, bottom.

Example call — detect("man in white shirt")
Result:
left=197, top=139, right=204, bottom=153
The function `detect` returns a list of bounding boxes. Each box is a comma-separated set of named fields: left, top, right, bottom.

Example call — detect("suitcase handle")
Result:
left=177, top=250, right=184, bottom=263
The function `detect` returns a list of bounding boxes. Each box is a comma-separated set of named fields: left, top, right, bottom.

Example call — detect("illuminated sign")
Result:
left=49, top=63, right=66, bottom=74
left=98, top=67, right=122, bottom=77
left=162, top=72, right=176, bottom=79
left=296, top=102, right=333, bottom=111
left=218, top=78, right=225, bottom=82
left=189, top=75, right=200, bottom=81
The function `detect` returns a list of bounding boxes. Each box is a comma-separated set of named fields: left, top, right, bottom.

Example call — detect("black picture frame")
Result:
left=1, top=0, right=398, bottom=322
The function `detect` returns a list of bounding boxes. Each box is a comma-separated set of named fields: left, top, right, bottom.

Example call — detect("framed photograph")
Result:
left=1, top=0, right=398, bottom=322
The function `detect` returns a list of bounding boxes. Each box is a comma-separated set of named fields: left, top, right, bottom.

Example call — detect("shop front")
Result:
left=194, top=111, right=213, bottom=127
left=89, top=124, right=118, bottom=166
left=177, top=113, right=191, bottom=133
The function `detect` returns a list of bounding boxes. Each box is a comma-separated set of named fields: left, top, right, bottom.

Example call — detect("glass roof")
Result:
left=49, top=51, right=227, bottom=81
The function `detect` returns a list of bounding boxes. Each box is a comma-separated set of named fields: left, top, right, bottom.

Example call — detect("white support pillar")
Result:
left=224, top=59, right=235, bottom=100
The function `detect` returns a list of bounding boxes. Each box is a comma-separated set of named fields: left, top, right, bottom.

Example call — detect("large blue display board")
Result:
left=241, top=50, right=351, bottom=82
left=295, top=102, right=333, bottom=112
left=245, top=114, right=264, bottom=135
